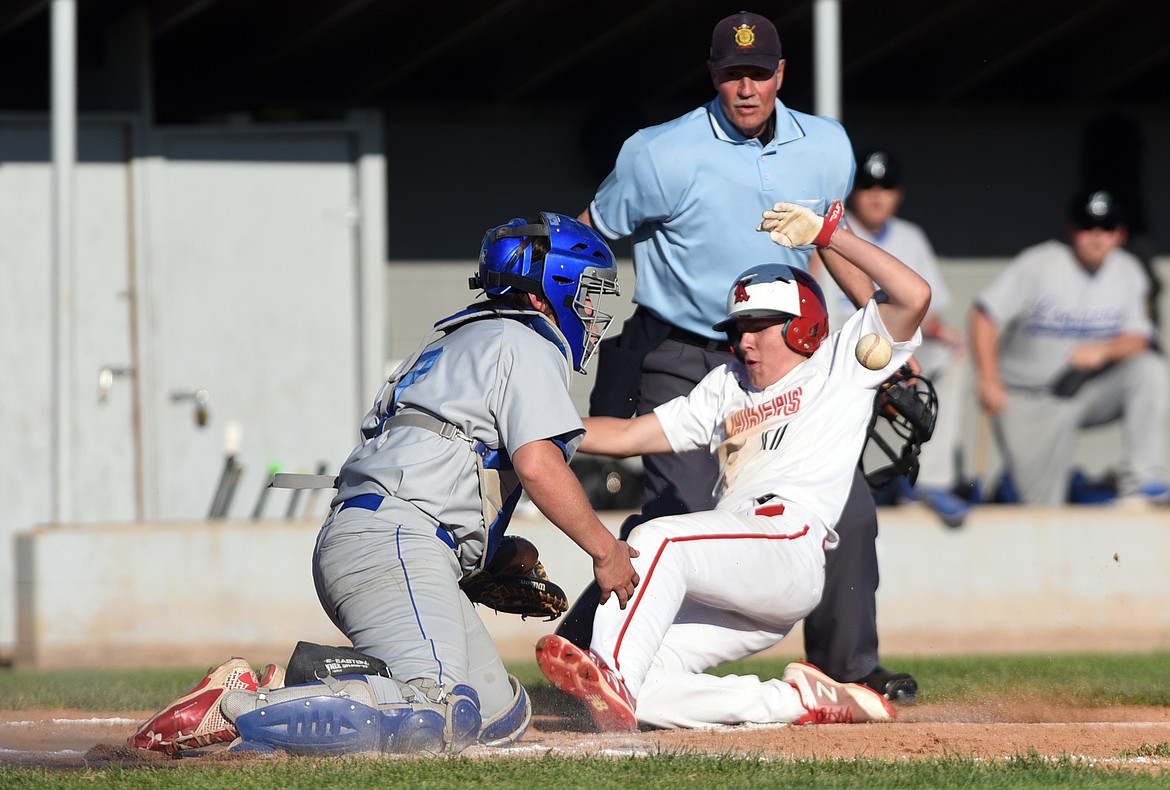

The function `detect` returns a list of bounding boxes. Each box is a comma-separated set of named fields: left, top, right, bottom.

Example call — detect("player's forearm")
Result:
left=968, top=306, right=1002, bottom=382
left=826, top=228, right=931, bottom=341
left=580, top=414, right=671, bottom=457
left=513, top=442, right=620, bottom=562
left=816, top=247, right=875, bottom=309
left=1096, top=332, right=1150, bottom=364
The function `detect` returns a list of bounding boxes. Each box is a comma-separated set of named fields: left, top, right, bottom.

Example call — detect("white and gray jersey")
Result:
left=334, top=313, right=585, bottom=569
left=654, top=300, right=922, bottom=534
left=975, top=240, right=1155, bottom=390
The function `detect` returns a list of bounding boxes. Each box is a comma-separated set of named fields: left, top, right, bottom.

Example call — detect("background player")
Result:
left=970, top=190, right=1169, bottom=505
left=537, top=201, right=930, bottom=730
left=827, top=149, right=969, bottom=527
left=559, top=10, right=916, bottom=703
left=130, top=213, right=640, bottom=756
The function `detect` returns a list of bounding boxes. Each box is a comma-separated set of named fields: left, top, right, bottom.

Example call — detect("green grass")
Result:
left=0, top=666, right=211, bottom=711
left=2, top=653, right=1168, bottom=789
left=4, top=652, right=1166, bottom=712
left=710, top=651, right=1170, bottom=707
left=1, top=754, right=1167, bottom=790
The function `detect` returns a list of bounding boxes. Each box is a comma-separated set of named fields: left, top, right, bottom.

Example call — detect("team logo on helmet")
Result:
left=733, top=280, right=751, bottom=303
left=733, top=24, right=756, bottom=49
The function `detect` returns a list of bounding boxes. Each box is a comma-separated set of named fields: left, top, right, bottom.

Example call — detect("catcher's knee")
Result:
left=479, top=674, right=531, bottom=746
left=225, top=676, right=481, bottom=755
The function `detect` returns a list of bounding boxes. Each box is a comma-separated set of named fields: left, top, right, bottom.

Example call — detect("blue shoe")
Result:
left=1138, top=482, right=1170, bottom=506
left=913, top=485, right=969, bottom=528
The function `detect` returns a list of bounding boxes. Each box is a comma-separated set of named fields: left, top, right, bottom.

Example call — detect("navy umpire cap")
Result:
left=855, top=150, right=901, bottom=189
left=709, top=11, right=782, bottom=71
left=1068, top=189, right=1126, bottom=230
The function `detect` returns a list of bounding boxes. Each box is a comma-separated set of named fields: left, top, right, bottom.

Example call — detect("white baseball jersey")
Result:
left=655, top=299, right=921, bottom=532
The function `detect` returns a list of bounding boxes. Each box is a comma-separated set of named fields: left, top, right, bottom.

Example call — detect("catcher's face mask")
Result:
left=862, top=368, right=938, bottom=488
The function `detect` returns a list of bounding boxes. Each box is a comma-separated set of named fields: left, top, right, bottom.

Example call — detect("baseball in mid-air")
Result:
left=855, top=333, right=893, bottom=370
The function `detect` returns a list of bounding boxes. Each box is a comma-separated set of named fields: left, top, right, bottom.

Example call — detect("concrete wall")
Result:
left=15, top=503, right=1170, bottom=668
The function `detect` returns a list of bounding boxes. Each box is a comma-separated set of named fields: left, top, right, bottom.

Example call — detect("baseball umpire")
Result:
left=129, top=212, right=639, bottom=756
left=558, top=10, right=917, bottom=703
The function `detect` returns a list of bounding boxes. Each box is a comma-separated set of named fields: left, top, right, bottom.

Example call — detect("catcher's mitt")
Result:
left=461, top=536, right=569, bottom=621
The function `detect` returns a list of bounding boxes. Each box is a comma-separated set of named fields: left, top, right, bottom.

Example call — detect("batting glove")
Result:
left=758, top=201, right=843, bottom=249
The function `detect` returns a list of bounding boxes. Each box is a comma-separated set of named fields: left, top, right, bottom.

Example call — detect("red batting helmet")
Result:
left=713, top=263, right=829, bottom=356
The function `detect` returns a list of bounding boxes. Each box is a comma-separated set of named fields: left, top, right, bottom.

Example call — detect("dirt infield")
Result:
left=3, top=699, right=1170, bottom=768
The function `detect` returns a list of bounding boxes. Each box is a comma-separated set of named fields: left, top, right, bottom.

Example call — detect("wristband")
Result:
left=813, top=201, right=844, bottom=248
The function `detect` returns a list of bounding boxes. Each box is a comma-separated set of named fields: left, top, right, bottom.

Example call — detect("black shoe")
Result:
left=857, top=665, right=917, bottom=705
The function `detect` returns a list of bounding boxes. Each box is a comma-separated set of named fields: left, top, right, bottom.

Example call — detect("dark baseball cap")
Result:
left=1068, top=189, right=1126, bottom=230
left=855, top=150, right=901, bottom=189
left=708, top=11, right=782, bottom=72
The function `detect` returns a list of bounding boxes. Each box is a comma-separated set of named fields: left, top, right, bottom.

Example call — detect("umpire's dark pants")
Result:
left=557, top=330, right=881, bottom=684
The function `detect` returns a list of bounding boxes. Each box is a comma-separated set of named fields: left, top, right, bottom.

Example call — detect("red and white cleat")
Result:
left=256, top=663, right=286, bottom=690
left=128, top=657, right=260, bottom=753
left=535, top=634, right=636, bottom=732
left=783, top=661, right=896, bottom=724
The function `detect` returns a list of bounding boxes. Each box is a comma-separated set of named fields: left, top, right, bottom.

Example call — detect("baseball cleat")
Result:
left=535, top=634, right=636, bottom=732
left=256, top=663, right=286, bottom=690
left=128, top=657, right=259, bottom=754
left=783, top=661, right=896, bottom=725
left=1137, top=482, right=1170, bottom=506
left=858, top=665, right=918, bottom=705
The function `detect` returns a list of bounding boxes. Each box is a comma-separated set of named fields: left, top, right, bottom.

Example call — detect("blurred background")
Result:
left=2, top=1, right=1168, bottom=663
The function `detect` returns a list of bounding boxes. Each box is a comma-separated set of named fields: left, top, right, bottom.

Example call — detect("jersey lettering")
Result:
left=723, top=387, right=802, bottom=436
left=761, top=424, right=787, bottom=450
left=392, top=348, right=443, bottom=406
left=1024, top=297, right=1124, bottom=339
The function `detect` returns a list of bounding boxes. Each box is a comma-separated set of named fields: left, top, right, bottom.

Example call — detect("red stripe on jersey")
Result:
left=611, top=525, right=811, bottom=672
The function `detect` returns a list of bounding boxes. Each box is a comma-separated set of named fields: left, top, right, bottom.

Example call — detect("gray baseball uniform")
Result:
left=975, top=240, right=1167, bottom=503
left=313, top=308, right=584, bottom=718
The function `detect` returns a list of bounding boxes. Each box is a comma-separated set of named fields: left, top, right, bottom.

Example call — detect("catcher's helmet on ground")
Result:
left=471, top=212, right=619, bottom=372
left=713, top=263, right=829, bottom=356
left=863, top=367, right=938, bottom=488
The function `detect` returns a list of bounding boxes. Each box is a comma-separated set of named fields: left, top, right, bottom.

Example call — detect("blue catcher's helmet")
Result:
left=470, top=212, right=619, bottom=372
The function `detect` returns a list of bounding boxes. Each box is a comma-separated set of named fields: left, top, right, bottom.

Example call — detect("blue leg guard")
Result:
left=235, top=694, right=383, bottom=755
left=433, top=684, right=481, bottom=755
left=479, top=675, right=531, bottom=747
left=229, top=677, right=481, bottom=755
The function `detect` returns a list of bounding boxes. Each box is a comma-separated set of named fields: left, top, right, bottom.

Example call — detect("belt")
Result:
left=666, top=326, right=732, bottom=353
left=339, top=494, right=458, bottom=550
left=754, top=504, right=786, bottom=517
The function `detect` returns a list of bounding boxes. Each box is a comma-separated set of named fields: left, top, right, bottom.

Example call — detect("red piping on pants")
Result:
left=612, top=523, right=811, bottom=672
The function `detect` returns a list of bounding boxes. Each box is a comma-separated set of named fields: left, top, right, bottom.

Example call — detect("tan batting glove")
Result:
left=757, top=201, right=843, bottom=248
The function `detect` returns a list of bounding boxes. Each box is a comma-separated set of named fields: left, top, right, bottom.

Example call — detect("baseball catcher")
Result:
left=128, top=212, right=638, bottom=758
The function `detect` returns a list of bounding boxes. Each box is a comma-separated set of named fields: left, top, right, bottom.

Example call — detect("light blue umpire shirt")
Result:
left=588, top=97, right=855, bottom=341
